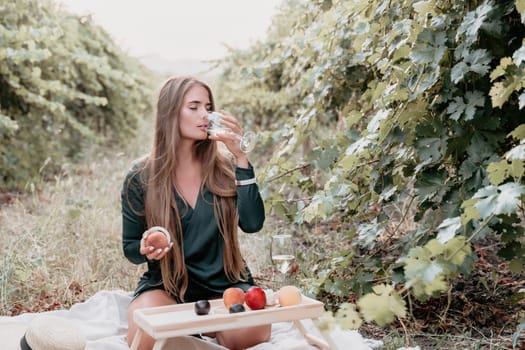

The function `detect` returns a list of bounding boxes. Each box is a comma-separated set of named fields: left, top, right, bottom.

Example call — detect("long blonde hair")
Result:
left=143, top=76, right=245, bottom=301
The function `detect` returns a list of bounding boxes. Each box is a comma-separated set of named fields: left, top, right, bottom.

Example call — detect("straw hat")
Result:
left=0, top=315, right=87, bottom=350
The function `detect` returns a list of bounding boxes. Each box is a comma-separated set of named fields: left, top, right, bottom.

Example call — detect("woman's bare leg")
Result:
left=127, top=289, right=177, bottom=350
left=215, top=324, right=271, bottom=350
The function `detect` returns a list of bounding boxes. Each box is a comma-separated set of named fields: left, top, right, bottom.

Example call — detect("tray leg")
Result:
left=152, top=338, right=167, bottom=350
left=294, top=319, right=334, bottom=350
left=130, top=328, right=143, bottom=350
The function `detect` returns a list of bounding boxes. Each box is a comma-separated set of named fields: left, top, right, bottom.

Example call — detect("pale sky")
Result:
left=57, top=0, right=282, bottom=62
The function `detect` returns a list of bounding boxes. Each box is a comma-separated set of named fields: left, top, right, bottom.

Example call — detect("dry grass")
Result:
left=0, top=119, right=154, bottom=314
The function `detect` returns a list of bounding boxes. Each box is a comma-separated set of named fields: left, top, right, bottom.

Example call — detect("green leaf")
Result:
left=410, top=29, right=446, bottom=65
left=357, top=284, right=406, bottom=326
left=451, top=49, right=492, bottom=84
left=415, top=170, right=449, bottom=203
left=487, top=160, right=510, bottom=185
left=506, top=141, right=525, bottom=160
left=405, top=243, right=448, bottom=297
left=507, top=123, right=525, bottom=140
left=436, top=217, right=462, bottom=243
left=473, top=183, right=525, bottom=218
left=518, top=0, right=525, bottom=15
left=490, top=79, right=521, bottom=108
left=446, top=90, right=485, bottom=121
left=356, top=218, right=384, bottom=249
left=335, top=303, right=363, bottom=330
left=443, top=236, right=471, bottom=265
left=461, top=198, right=482, bottom=225
left=456, top=2, right=494, bottom=44
left=413, top=0, right=437, bottom=16
left=490, top=57, right=513, bottom=81
left=415, top=137, right=446, bottom=164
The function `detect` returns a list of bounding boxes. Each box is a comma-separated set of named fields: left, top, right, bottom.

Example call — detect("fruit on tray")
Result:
left=244, top=286, right=267, bottom=310
left=229, top=303, right=246, bottom=313
left=194, top=300, right=211, bottom=315
left=277, top=285, right=302, bottom=307
left=145, top=230, right=170, bottom=250
left=223, top=287, right=245, bottom=309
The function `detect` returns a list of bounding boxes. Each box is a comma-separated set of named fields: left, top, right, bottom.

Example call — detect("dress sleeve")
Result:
left=121, top=166, right=148, bottom=264
left=236, top=164, right=265, bottom=233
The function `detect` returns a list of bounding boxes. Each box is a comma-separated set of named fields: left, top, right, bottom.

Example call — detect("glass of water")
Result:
left=207, top=111, right=257, bottom=153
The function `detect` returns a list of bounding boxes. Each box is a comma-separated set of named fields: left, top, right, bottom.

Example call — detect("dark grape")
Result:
left=229, top=303, right=246, bottom=313
left=194, top=300, right=210, bottom=315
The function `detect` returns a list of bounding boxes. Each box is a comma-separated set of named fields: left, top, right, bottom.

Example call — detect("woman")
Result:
left=121, top=76, right=270, bottom=349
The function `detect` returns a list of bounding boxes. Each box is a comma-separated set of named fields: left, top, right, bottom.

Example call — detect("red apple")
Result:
left=244, top=286, right=267, bottom=310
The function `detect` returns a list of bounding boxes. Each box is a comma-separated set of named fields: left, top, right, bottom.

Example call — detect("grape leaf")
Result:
left=473, top=183, right=525, bottom=218
left=415, top=170, right=449, bottom=203
left=413, top=0, right=436, bottom=16
left=405, top=245, right=448, bottom=297
left=410, top=29, right=446, bottom=65
left=335, top=303, right=363, bottom=329
left=356, top=218, right=384, bottom=249
left=490, top=57, right=513, bottom=81
left=357, top=284, right=406, bottom=326
left=490, top=79, right=521, bottom=108
left=415, top=137, right=446, bottom=164
left=505, top=141, right=525, bottom=160
left=508, top=124, right=525, bottom=141
left=517, top=0, right=525, bottom=23
left=443, top=236, right=472, bottom=265
left=451, top=49, right=492, bottom=84
left=487, top=160, right=510, bottom=185
left=436, top=217, right=462, bottom=243
left=513, top=45, right=525, bottom=65
left=446, top=90, right=484, bottom=121
left=456, top=2, right=494, bottom=44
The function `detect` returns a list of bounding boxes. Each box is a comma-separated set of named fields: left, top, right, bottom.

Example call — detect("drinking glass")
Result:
left=270, top=234, right=296, bottom=287
left=207, top=111, right=257, bottom=153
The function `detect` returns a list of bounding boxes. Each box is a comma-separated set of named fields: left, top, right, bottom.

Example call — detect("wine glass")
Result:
left=270, top=234, right=296, bottom=287
left=207, top=111, right=258, bottom=153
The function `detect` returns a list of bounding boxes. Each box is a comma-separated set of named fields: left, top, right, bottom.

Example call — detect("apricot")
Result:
left=223, top=287, right=245, bottom=309
left=277, top=285, right=302, bottom=307
left=145, top=230, right=170, bottom=250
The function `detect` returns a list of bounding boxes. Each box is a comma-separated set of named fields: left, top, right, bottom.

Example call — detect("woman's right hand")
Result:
left=140, top=229, right=173, bottom=260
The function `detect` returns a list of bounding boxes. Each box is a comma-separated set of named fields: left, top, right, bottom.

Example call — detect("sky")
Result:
left=56, top=0, right=282, bottom=64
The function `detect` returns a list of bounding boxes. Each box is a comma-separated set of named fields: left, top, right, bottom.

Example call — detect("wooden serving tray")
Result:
left=131, top=294, right=336, bottom=350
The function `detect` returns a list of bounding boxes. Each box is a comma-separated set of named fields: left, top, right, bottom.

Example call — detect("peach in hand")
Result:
left=145, top=230, right=170, bottom=250
left=223, top=287, right=245, bottom=309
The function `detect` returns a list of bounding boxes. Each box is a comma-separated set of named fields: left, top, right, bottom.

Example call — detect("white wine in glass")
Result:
left=270, top=234, right=295, bottom=286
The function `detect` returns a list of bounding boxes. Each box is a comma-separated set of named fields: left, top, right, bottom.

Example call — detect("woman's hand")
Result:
left=140, top=228, right=173, bottom=261
left=208, top=111, right=249, bottom=168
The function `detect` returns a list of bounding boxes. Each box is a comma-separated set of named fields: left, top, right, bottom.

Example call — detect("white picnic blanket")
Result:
left=0, top=290, right=383, bottom=350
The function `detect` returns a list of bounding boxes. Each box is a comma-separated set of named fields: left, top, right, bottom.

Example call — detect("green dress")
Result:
left=121, top=162, right=265, bottom=302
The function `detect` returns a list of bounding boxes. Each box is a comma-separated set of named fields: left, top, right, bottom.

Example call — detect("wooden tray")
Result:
left=131, top=294, right=336, bottom=349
